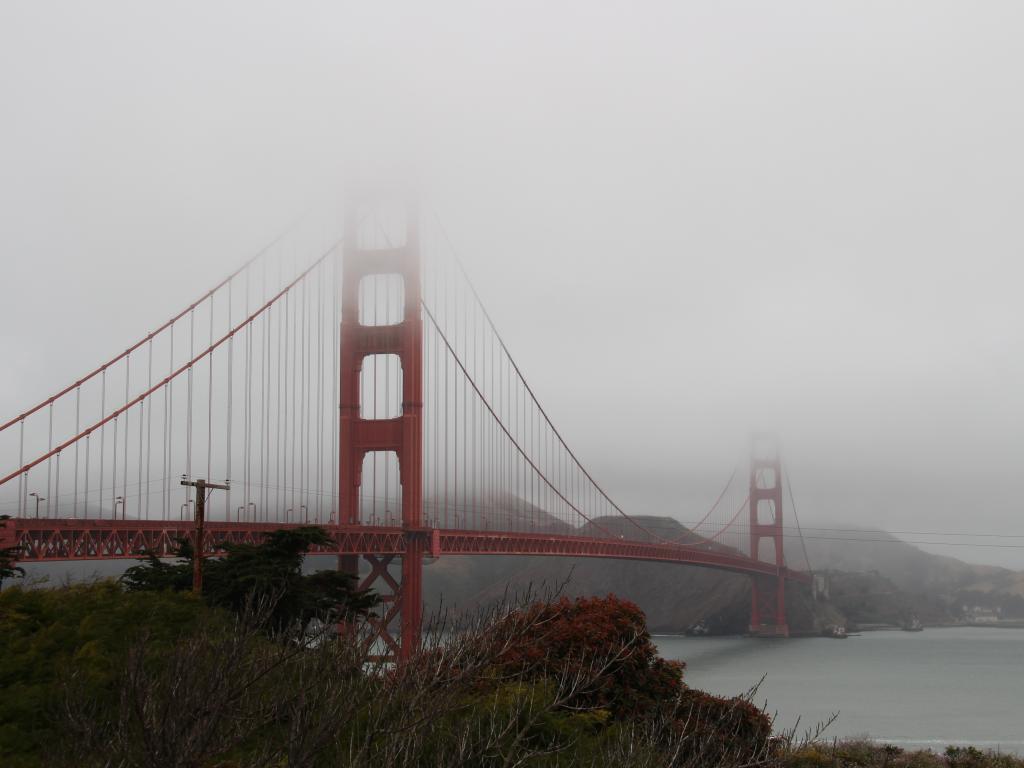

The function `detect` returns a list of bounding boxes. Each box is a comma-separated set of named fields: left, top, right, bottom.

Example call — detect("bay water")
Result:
left=653, top=627, right=1024, bottom=754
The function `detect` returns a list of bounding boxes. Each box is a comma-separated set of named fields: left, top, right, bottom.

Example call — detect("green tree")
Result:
left=122, top=526, right=377, bottom=631
left=0, top=515, right=24, bottom=589
left=0, top=547, right=23, bottom=588
left=120, top=537, right=194, bottom=592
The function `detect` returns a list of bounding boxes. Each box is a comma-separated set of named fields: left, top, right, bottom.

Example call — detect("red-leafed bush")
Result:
left=494, top=594, right=684, bottom=719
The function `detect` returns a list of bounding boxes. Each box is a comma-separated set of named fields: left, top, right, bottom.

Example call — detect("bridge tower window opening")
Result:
left=359, top=451, right=402, bottom=527
left=358, top=274, right=405, bottom=327
left=753, top=466, right=777, bottom=491
left=360, top=354, right=403, bottom=420
left=755, top=498, right=777, bottom=525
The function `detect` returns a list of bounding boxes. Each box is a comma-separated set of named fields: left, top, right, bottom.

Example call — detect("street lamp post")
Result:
left=28, top=492, right=44, bottom=519
left=237, top=504, right=258, bottom=522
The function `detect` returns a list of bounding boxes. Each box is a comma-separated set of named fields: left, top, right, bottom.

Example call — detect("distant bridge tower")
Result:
left=748, top=435, right=788, bottom=637
left=338, top=199, right=426, bottom=660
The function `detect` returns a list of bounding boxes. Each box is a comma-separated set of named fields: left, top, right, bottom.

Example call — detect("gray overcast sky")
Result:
left=2, top=2, right=1022, bottom=566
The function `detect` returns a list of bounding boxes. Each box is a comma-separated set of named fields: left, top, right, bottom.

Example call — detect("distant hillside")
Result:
left=803, top=526, right=1024, bottom=622
left=801, top=526, right=1009, bottom=594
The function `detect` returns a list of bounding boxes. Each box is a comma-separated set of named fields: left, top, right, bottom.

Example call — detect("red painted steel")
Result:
left=338, top=203, right=424, bottom=660
left=748, top=438, right=789, bottom=637
left=0, top=517, right=810, bottom=585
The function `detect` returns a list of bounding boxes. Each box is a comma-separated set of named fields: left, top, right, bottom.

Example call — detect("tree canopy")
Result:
left=0, top=515, right=24, bottom=588
left=121, top=526, right=377, bottom=631
left=0, top=547, right=23, bottom=587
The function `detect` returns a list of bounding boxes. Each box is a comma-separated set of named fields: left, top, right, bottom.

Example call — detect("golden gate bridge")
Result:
left=0, top=200, right=810, bottom=659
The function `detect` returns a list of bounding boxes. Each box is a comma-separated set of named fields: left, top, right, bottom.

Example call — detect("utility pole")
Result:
left=180, top=478, right=229, bottom=594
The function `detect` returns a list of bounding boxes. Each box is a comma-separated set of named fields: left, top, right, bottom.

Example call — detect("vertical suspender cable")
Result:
left=260, top=302, right=267, bottom=520
left=226, top=282, right=234, bottom=519
left=292, top=282, right=298, bottom=516
left=244, top=271, right=251, bottom=519
left=73, top=389, right=80, bottom=517
left=144, top=340, right=152, bottom=518
left=431, top=254, right=438, bottom=524
left=784, top=469, right=814, bottom=574
left=303, top=264, right=310, bottom=520
left=99, top=370, right=106, bottom=517
left=54, top=450, right=60, bottom=518
left=17, top=420, right=24, bottom=517
left=444, top=258, right=449, bottom=527
left=316, top=262, right=323, bottom=521
left=112, top=398, right=118, bottom=517
left=186, top=308, right=195, bottom=516
left=84, top=430, right=91, bottom=519
left=207, top=296, right=214, bottom=489
left=277, top=288, right=284, bottom=519
left=485, top=304, right=491, bottom=528
left=299, top=274, right=306, bottom=520
left=123, top=354, right=130, bottom=514
left=473, top=276, right=478, bottom=529
left=453, top=266, right=459, bottom=526
left=285, top=289, right=292, bottom=518
left=462, top=273, right=467, bottom=527
left=265, top=260, right=271, bottom=521
left=294, top=254, right=300, bottom=517
left=332, top=251, right=339, bottom=520
left=381, top=271, right=388, bottom=523
left=165, top=322, right=174, bottom=519
left=46, top=402, right=53, bottom=517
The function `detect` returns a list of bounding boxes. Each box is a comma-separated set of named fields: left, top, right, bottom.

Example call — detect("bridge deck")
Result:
left=1, top=518, right=810, bottom=583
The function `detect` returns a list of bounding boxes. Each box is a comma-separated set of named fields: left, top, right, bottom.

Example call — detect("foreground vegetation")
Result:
left=1, top=584, right=778, bottom=767
left=1, top=527, right=1021, bottom=767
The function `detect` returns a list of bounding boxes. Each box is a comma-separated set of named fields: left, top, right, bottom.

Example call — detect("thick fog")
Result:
left=1, top=2, right=1021, bottom=566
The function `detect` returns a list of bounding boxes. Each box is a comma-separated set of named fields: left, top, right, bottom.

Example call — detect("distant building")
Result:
left=963, top=605, right=1001, bottom=622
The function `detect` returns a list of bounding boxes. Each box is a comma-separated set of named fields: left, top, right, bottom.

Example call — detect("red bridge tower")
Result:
left=338, top=202, right=425, bottom=660
left=748, top=436, right=789, bottom=637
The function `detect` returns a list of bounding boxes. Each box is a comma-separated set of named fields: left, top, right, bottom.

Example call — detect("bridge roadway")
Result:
left=0, top=517, right=810, bottom=584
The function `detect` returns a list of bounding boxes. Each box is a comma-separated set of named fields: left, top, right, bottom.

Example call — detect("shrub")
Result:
left=0, top=582, right=209, bottom=767
left=493, top=594, right=685, bottom=719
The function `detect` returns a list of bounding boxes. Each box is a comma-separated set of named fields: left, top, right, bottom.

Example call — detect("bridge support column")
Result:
left=338, top=199, right=423, bottom=662
left=748, top=436, right=789, bottom=638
